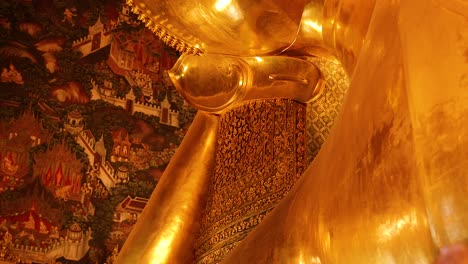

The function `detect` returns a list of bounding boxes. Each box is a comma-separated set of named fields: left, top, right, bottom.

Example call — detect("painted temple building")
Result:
left=76, top=129, right=122, bottom=192
left=71, top=16, right=115, bottom=58
left=71, top=4, right=177, bottom=90
left=64, top=110, right=84, bottom=136
left=5, top=222, right=92, bottom=263
left=71, top=5, right=180, bottom=128
left=90, top=79, right=180, bottom=128
left=108, top=196, right=149, bottom=249
left=111, top=130, right=131, bottom=163
left=0, top=199, right=92, bottom=263
left=113, top=196, right=148, bottom=223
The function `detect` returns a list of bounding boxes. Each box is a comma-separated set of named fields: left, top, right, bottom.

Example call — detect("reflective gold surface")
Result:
left=126, top=0, right=305, bottom=55
left=223, top=0, right=468, bottom=263
left=285, top=0, right=331, bottom=58
left=118, top=0, right=468, bottom=263
left=169, top=54, right=323, bottom=113
left=281, top=0, right=377, bottom=75
left=116, top=112, right=219, bottom=264
left=399, top=0, right=468, bottom=248
left=321, top=0, right=376, bottom=75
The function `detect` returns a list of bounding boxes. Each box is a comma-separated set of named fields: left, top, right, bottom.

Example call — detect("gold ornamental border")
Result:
left=125, top=0, right=203, bottom=55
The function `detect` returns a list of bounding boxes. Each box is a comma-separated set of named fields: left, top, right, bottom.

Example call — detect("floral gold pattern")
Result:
left=194, top=99, right=306, bottom=263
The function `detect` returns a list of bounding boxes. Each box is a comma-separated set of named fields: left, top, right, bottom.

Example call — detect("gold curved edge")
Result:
left=241, top=56, right=322, bottom=104
left=125, top=0, right=203, bottom=55
left=322, top=0, right=377, bottom=75
left=288, top=0, right=332, bottom=59
left=116, top=112, right=219, bottom=264
left=169, top=54, right=323, bottom=114
left=303, top=72, right=327, bottom=103
left=168, top=54, right=251, bottom=114
left=127, top=0, right=306, bottom=56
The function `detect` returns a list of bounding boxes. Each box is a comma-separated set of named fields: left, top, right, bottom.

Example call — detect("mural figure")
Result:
left=62, top=7, right=78, bottom=26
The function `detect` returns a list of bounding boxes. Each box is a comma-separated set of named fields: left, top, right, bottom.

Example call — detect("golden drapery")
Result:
left=117, top=0, right=468, bottom=263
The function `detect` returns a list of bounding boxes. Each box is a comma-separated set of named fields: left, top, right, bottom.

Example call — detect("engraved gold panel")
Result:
left=194, top=99, right=306, bottom=263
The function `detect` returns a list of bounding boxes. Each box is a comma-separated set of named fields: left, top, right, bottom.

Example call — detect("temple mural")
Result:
left=0, top=0, right=195, bottom=263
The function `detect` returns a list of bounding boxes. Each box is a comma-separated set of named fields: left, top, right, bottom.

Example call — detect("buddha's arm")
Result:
left=116, top=112, right=219, bottom=264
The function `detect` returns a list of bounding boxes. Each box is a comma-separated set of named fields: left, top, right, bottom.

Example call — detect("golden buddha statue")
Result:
left=116, top=0, right=468, bottom=263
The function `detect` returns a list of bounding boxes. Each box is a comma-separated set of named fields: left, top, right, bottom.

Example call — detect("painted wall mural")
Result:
left=0, top=0, right=195, bottom=263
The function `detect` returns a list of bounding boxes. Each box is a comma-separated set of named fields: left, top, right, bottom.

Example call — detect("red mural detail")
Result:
left=34, top=143, right=84, bottom=199
left=44, top=168, right=52, bottom=186
left=55, top=164, right=63, bottom=186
